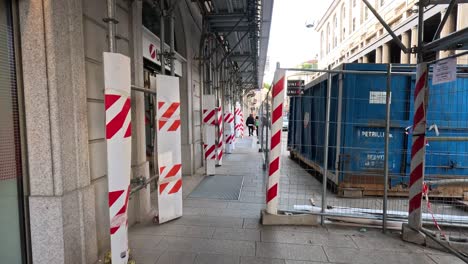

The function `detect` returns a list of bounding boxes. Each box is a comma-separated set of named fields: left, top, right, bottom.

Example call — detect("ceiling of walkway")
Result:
left=196, top=0, right=273, bottom=91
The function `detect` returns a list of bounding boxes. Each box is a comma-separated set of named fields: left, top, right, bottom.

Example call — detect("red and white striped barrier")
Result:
left=216, top=106, right=223, bottom=165
left=224, top=112, right=235, bottom=153
left=408, top=63, right=429, bottom=229
left=103, top=53, right=131, bottom=264
left=203, top=95, right=216, bottom=175
left=266, top=69, right=286, bottom=214
left=156, top=75, right=183, bottom=224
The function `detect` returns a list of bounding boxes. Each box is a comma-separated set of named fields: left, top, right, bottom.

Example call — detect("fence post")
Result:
left=266, top=65, right=286, bottom=215
left=408, top=62, right=429, bottom=229
left=383, top=64, right=392, bottom=233
left=321, top=71, right=332, bottom=225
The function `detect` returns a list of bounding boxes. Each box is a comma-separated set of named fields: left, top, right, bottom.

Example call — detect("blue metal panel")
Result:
left=287, top=63, right=468, bottom=192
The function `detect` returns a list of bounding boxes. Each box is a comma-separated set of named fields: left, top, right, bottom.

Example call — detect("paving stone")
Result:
left=184, top=199, right=229, bottom=209
left=158, top=237, right=255, bottom=256
left=213, top=227, right=261, bottom=241
left=128, top=234, right=164, bottom=250
left=131, top=223, right=215, bottom=238
left=261, top=230, right=356, bottom=248
left=243, top=218, right=262, bottom=229
left=227, top=202, right=265, bottom=210
left=323, top=246, right=436, bottom=264
left=284, top=261, right=332, bottom=264
left=350, top=233, right=425, bottom=253
left=155, top=251, right=196, bottom=264
left=256, top=242, right=327, bottom=262
left=131, top=248, right=164, bottom=264
left=168, top=215, right=244, bottom=228
left=427, top=253, right=466, bottom=264
left=240, top=256, right=286, bottom=264
left=194, top=253, right=239, bottom=264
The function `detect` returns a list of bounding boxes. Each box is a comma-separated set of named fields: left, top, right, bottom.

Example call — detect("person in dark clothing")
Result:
left=246, top=114, right=255, bottom=136
left=255, top=116, right=260, bottom=136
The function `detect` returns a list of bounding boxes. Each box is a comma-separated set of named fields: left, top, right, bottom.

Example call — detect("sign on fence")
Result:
left=287, top=80, right=304, bottom=96
left=432, top=57, right=456, bottom=85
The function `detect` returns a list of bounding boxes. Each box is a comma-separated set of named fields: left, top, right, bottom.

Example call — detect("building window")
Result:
left=352, top=18, right=356, bottom=31
left=333, top=15, right=338, bottom=48
left=364, top=7, right=368, bottom=20
left=380, top=0, right=384, bottom=6
left=341, top=4, right=346, bottom=41
left=321, top=31, right=324, bottom=58
left=327, top=23, right=331, bottom=53
left=352, top=0, right=356, bottom=7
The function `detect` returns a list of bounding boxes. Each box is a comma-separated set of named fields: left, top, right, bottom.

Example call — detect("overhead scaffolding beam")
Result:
left=424, top=27, right=468, bottom=52
left=432, top=0, right=458, bottom=41
left=361, top=0, right=409, bottom=53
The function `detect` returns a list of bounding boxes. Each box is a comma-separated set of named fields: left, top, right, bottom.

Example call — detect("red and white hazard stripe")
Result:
left=158, top=102, right=181, bottom=132
left=204, top=143, right=216, bottom=160
left=159, top=164, right=182, bottom=179
left=203, top=108, right=218, bottom=125
left=109, top=186, right=130, bottom=235
left=105, top=94, right=132, bottom=140
left=408, top=63, right=428, bottom=228
left=159, top=178, right=182, bottom=196
left=224, top=112, right=234, bottom=123
left=266, top=69, right=286, bottom=214
left=217, top=106, right=223, bottom=164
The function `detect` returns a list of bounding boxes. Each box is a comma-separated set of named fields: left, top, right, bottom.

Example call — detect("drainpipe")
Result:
left=105, top=0, right=117, bottom=52
left=160, top=0, right=165, bottom=75
left=170, top=11, right=175, bottom=76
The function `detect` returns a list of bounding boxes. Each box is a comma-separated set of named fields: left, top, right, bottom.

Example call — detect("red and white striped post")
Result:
left=203, top=95, right=217, bottom=175
left=224, top=111, right=235, bottom=153
left=216, top=106, right=223, bottom=166
left=408, top=62, right=429, bottom=229
left=103, top=52, right=132, bottom=264
left=266, top=68, right=286, bottom=214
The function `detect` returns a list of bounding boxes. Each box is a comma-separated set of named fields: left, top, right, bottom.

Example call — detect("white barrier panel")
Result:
left=203, top=95, right=216, bottom=175
left=156, top=75, right=183, bottom=224
left=224, top=111, right=235, bottom=154
left=103, top=52, right=131, bottom=264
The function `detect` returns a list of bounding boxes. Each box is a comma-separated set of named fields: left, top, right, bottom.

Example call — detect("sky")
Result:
left=263, top=0, right=333, bottom=85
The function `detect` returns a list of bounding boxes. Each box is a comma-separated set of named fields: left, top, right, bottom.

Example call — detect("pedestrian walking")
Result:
left=255, top=116, right=260, bottom=136
left=246, top=114, right=255, bottom=136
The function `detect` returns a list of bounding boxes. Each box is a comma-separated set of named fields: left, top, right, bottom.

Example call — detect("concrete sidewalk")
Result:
left=129, top=136, right=463, bottom=264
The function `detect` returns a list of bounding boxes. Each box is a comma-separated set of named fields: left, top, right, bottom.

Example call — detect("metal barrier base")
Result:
left=261, top=210, right=320, bottom=226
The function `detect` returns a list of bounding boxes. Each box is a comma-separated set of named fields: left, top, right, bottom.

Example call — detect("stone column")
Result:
left=457, top=4, right=468, bottom=64
left=401, top=31, right=410, bottom=64
left=130, top=0, right=152, bottom=223
left=382, top=43, right=390, bottom=63
left=19, top=0, right=98, bottom=263
left=362, top=55, right=369, bottom=63
left=358, top=57, right=363, bottom=63
left=438, top=8, right=456, bottom=59
left=410, top=26, right=418, bottom=64
left=376, top=46, right=382, bottom=63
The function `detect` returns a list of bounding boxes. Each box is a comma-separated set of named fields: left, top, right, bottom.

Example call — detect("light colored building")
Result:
left=316, top=0, right=468, bottom=68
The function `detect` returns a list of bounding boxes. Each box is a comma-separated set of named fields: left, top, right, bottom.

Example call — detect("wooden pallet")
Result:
left=290, top=150, right=468, bottom=199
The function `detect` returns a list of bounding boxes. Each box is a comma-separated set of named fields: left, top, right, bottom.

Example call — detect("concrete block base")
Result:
left=402, top=224, right=426, bottom=245
left=401, top=224, right=468, bottom=255
left=261, top=210, right=320, bottom=226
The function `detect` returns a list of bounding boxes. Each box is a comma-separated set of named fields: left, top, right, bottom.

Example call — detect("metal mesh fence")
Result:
left=259, top=64, right=468, bottom=238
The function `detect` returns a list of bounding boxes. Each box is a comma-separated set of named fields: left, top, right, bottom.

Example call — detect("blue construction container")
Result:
left=287, top=63, right=468, bottom=197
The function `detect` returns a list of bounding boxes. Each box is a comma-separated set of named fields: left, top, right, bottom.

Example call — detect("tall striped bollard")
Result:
left=266, top=69, right=286, bottom=214
left=408, top=62, right=429, bottom=229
